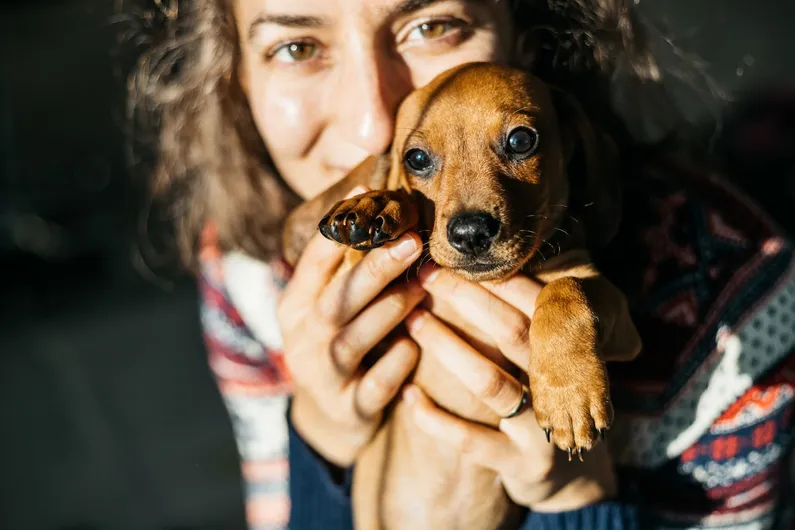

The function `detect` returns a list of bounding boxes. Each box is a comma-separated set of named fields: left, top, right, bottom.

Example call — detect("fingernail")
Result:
left=419, top=264, right=440, bottom=286
left=405, top=310, right=427, bottom=332
left=403, top=385, right=419, bottom=404
left=389, top=235, right=418, bottom=260
left=345, top=185, right=368, bottom=199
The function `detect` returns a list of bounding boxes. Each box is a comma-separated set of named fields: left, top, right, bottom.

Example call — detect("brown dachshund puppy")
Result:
left=282, top=62, right=641, bottom=530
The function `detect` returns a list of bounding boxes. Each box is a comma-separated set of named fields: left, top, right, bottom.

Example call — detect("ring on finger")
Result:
left=503, top=386, right=529, bottom=419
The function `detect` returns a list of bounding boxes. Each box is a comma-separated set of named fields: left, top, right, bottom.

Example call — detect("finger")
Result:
left=280, top=186, right=370, bottom=315
left=403, top=385, right=516, bottom=469
left=498, top=402, right=555, bottom=455
left=330, top=280, right=426, bottom=376
left=316, top=232, right=422, bottom=327
left=418, top=265, right=533, bottom=371
left=405, top=309, right=524, bottom=418
left=480, top=273, right=544, bottom=318
left=352, top=336, right=420, bottom=420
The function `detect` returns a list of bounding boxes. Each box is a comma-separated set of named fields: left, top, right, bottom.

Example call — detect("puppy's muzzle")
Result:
left=447, top=211, right=500, bottom=256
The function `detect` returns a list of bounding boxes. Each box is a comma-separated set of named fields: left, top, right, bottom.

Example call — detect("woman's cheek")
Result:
left=404, top=34, right=506, bottom=87
left=249, top=75, right=324, bottom=159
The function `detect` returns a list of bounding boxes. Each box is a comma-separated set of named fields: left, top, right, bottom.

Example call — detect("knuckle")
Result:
left=500, top=313, right=531, bottom=349
left=454, top=427, right=477, bottom=457
left=382, top=289, right=411, bottom=315
left=532, top=456, right=556, bottom=483
left=475, top=368, right=509, bottom=401
left=383, top=337, right=420, bottom=374
left=314, top=294, right=341, bottom=326
left=329, top=333, right=357, bottom=373
left=363, top=253, right=389, bottom=282
left=397, top=337, right=420, bottom=363
left=359, top=374, right=391, bottom=406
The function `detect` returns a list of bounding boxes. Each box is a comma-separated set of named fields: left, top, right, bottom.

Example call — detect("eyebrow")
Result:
left=248, top=14, right=327, bottom=40
left=249, top=0, right=486, bottom=38
left=389, top=0, right=444, bottom=17
left=390, top=0, right=487, bottom=18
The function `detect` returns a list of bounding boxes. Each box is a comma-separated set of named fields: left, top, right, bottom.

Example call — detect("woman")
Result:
left=133, top=0, right=795, bottom=528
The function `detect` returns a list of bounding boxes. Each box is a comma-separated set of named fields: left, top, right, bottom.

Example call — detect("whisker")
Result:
left=420, top=253, right=434, bottom=270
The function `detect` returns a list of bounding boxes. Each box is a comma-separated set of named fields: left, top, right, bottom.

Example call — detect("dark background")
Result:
left=0, top=1, right=794, bottom=529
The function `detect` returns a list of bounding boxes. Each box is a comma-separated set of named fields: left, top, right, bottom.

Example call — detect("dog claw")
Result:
left=567, top=448, right=573, bottom=461
left=372, top=227, right=390, bottom=245
left=328, top=222, right=343, bottom=243
left=348, top=222, right=369, bottom=244
left=544, top=428, right=551, bottom=443
left=576, top=448, right=584, bottom=462
left=599, top=428, right=607, bottom=441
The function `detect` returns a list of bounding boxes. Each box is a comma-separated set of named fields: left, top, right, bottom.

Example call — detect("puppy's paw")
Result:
left=527, top=285, right=613, bottom=459
left=318, top=190, right=418, bottom=250
left=529, top=356, right=613, bottom=458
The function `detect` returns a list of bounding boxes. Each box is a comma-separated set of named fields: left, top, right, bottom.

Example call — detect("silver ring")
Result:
left=503, top=386, right=528, bottom=419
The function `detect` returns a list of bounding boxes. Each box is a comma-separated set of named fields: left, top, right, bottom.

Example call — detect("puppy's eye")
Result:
left=506, top=127, right=539, bottom=157
left=404, top=148, right=434, bottom=174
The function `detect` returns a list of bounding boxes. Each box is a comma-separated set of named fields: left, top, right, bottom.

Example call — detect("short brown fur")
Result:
left=282, top=62, right=641, bottom=530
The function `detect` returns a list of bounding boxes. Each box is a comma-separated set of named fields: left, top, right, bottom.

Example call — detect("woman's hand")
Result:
left=277, top=187, right=425, bottom=468
left=403, top=265, right=617, bottom=512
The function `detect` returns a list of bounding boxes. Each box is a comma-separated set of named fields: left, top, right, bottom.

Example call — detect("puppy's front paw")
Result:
left=527, top=290, right=613, bottom=459
left=528, top=353, right=612, bottom=458
left=318, top=190, right=418, bottom=250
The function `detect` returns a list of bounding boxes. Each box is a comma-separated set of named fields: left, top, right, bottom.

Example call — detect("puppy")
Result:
left=282, top=62, right=641, bottom=530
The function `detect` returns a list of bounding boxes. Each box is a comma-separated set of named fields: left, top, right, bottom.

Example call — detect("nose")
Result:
left=335, top=46, right=411, bottom=156
left=447, top=212, right=501, bottom=256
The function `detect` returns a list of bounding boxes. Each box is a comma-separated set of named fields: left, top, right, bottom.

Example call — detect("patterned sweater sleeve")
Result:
left=600, top=159, right=795, bottom=529
left=198, top=229, right=294, bottom=530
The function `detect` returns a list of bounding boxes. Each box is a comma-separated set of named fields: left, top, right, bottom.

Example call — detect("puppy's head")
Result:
left=387, top=62, right=619, bottom=282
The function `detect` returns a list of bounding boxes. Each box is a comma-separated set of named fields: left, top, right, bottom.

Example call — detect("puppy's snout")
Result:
left=447, top=212, right=500, bottom=256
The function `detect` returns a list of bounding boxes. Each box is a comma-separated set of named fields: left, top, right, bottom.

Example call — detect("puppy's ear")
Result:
left=552, top=90, right=623, bottom=249
left=387, top=142, right=410, bottom=192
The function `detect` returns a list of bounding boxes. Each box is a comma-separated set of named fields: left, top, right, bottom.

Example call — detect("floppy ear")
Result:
left=552, top=90, right=623, bottom=250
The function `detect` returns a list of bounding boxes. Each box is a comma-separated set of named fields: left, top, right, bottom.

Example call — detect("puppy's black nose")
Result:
left=447, top=212, right=500, bottom=256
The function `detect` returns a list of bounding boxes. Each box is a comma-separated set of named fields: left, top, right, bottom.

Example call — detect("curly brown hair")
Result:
left=129, top=0, right=682, bottom=270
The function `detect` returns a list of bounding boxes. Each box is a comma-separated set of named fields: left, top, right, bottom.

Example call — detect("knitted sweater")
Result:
left=199, top=158, right=795, bottom=530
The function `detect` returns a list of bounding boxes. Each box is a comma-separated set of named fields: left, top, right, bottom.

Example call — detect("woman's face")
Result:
left=234, top=0, right=513, bottom=199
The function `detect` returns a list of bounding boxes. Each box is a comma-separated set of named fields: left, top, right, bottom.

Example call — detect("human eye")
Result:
left=400, top=17, right=470, bottom=46
left=266, top=39, right=321, bottom=65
